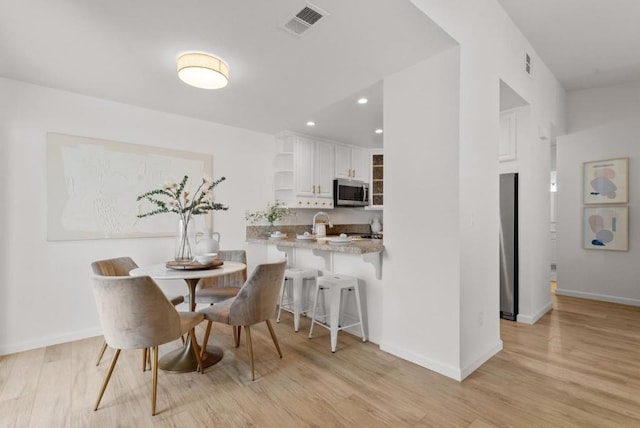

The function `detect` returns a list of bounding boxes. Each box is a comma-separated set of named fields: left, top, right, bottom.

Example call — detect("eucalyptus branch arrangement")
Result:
left=245, top=200, right=289, bottom=227
left=136, top=174, right=228, bottom=223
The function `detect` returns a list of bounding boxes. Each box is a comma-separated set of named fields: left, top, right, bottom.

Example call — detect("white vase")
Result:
left=195, top=228, right=220, bottom=254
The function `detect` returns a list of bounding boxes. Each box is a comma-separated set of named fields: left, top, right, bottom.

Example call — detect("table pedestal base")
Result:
left=159, top=340, right=223, bottom=373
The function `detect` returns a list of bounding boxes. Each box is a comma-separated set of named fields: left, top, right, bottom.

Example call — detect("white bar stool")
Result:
left=277, top=267, right=318, bottom=332
left=308, top=274, right=366, bottom=352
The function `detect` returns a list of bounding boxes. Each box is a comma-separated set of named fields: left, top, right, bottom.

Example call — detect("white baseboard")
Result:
left=0, top=327, right=102, bottom=356
left=517, top=302, right=553, bottom=324
left=555, top=289, right=640, bottom=307
left=460, top=340, right=503, bottom=380
left=380, top=340, right=503, bottom=381
left=378, top=341, right=461, bottom=381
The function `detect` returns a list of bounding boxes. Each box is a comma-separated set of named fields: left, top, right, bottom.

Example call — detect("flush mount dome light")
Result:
left=177, top=53, right=229, bottom=89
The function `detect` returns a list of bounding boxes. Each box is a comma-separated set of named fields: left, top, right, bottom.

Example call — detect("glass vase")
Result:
left=175, top=217, right=193, bottom=262
left=267, top=222, right=276, bottom=237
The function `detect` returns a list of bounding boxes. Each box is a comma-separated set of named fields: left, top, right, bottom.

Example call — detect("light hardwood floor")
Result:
left=2, top=294, right=640, bottom=427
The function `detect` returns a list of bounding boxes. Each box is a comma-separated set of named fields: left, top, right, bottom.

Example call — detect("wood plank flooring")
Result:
left=2, top=293, right=640, bottom=427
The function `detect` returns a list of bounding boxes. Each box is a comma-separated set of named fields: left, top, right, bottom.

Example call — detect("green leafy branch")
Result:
left=136, top=174, right=228, bottom=222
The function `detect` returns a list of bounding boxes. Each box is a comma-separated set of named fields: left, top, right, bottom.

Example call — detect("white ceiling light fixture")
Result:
left=177, top=53, right=229, bottom=89
left=306, top=121, right=316, bottom=126
left=357, top=97, right=368, bottom=104
left=375, top=129, right=383, bottom=134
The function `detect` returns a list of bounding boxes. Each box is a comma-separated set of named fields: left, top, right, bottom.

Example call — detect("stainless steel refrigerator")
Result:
left=499, top=173, right=518, bottom=321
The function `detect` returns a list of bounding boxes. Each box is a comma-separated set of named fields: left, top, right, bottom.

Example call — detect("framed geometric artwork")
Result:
left=583, top=206, right=629, bottom=251
left=583, top=157, right=628, bottom=204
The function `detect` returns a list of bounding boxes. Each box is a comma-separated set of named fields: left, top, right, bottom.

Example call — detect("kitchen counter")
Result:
left=246, top=231, right=385, bottom=343
left=246, top=237, right=384, bottom=255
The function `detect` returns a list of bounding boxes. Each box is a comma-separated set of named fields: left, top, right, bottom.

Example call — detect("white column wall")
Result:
left=0, top=78, right=275, bottom=355
left=381, top=46, right=463, bottom=378
left=393, top=0, right=567, bottom=379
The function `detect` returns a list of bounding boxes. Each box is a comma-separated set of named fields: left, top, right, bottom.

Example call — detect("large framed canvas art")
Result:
left=47, top=133, right=212, bottom=241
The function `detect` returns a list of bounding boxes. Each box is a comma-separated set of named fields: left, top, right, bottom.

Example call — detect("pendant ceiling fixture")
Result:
left=177, top=53, right=229, bottom=89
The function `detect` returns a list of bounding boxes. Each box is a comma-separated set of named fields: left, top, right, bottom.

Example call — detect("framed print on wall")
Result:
left=583, top=206, right=628, bottom=251
left=47, top=133, right=213, bottom=241
left=583, top=157, right=628, bottom=204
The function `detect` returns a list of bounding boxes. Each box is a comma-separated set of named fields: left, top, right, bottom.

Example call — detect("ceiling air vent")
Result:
left=281, top=3, right=328, bottom=37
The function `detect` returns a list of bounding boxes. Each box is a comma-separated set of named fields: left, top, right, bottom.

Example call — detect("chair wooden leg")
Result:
left=244, top=325, right=255, bottom=381
left=94, top=349, right=120, bottom=411
left=200, top=321, right=212, bottom=362
left=189, top=329, right=204, bottom=374
left=147, top=348, right=151, bottom=369
left=95, top=341, right=108, bottom=366
left=142, top=348, right=147, bottom=372
left=265, top=320, right=283, bottom=359
left=180, top=335, right=185, bottom=345
left=151, top=346, right=158, bottom=416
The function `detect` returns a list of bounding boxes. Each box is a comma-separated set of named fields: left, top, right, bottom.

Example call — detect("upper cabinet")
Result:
left=499, top=110, right=517, bottom=162
left=275, top=132, right=379, bottom=209
left=335, top=145, right=370, bottom=182
left=294, top=136, right=334, bottom=200
left=275, top=133, right=334, bottom=209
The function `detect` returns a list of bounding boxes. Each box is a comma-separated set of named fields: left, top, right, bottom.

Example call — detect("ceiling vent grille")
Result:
left=281, top=3, right=328, bottom=37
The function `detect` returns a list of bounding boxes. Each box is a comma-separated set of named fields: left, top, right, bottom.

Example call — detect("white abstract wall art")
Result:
left=583, top=206, right=628, bottom=251
left=47, top=133, right=212, bottom=241
left=583, top=157, right=628, bottom=204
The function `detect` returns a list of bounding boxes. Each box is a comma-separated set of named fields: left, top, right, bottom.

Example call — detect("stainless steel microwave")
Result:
left=333, top=179, right=369, bottom=207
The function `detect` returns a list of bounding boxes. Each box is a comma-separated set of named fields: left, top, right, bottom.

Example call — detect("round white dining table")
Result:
left=129, top=261, right=246, bottom=373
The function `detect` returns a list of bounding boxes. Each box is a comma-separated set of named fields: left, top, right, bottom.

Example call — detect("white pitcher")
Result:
left=195, top=228, right=220, bottom=254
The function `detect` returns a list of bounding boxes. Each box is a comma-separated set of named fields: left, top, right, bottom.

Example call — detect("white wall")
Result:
left=0, top=77, right=275, bottom=355
left=382, top=46, right=462, bottom=378
left=556, top=80, right=640, bottom=306
left=380, top=0, right=566, bottom=380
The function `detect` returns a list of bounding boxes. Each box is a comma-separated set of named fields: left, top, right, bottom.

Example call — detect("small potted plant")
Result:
left=245, top=201, right=290, bottom=237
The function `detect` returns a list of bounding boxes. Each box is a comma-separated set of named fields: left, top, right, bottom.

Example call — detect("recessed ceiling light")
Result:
left=306, top=121, right=316, bottom=127
left=177, top=53, right=229, bottom=89
left=357, top=98, right=368, bottom=104
left=375, top=129, right=383, bottom=134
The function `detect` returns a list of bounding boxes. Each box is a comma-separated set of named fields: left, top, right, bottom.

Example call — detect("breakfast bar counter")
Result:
left=246, top=229, right=384, bottom=344
left=246, top=237, right=384, bottom=255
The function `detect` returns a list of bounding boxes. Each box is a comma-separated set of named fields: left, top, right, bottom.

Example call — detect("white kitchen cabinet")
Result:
left=294, top=137, right=333, bottom=199
left=335, top=145, right=370, bottom=182
left=275, top=133, right=334, bottom=209
left=366, top=150, right=383, bottom=210
left=294, top=136, right=315, bottom=196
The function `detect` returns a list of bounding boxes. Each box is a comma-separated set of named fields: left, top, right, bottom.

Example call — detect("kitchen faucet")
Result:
left=312, top=211, right=333, bottom=236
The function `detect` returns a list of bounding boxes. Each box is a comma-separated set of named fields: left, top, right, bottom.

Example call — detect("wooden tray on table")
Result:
left=165, top=259, right=224, bottom=270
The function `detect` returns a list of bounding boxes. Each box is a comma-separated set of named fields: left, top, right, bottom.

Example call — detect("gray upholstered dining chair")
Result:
left=187, top=250, right=247, bottom=346
left=199, top=259, right=286, bottom=381
left=92, top=274, right=204, bottom=416
left=193, top=250, right=248, bottom=304
left=91, top=257, right=185, bottom=369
